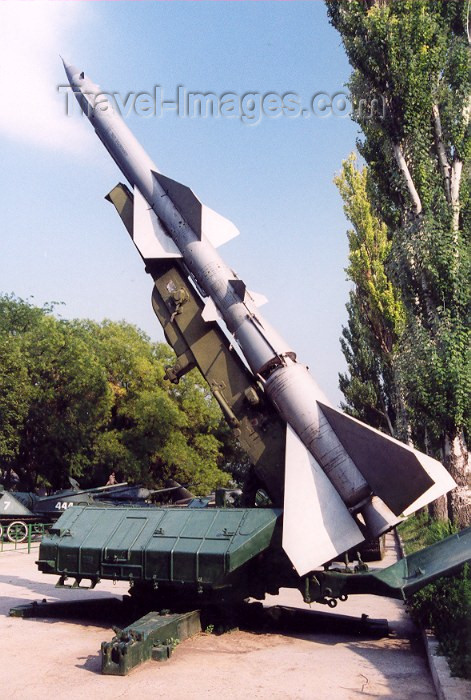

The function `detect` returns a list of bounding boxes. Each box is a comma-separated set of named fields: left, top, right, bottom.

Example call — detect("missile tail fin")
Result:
left=317, top=402, right=455, bottom=516
left=403, top=452, right=457, bottom=516
left=282, top=426, right=363, bottom=575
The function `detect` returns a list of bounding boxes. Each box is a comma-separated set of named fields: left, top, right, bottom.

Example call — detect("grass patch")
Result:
left=398, top=514, right=471, bottom=679
left=398, top=511, right=457, bottom=554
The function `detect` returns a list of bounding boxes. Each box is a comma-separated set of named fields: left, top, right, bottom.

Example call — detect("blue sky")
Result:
left=0, top=1, right=362, bottom=405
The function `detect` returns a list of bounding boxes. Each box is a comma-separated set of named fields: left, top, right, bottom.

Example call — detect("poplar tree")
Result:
left=335, top=155, right=406, bottom=438
left=328, top=0, right=470, bottom=525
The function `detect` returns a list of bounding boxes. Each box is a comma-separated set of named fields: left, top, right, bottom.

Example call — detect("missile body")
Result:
left=62, top=61, right=456, bottom=574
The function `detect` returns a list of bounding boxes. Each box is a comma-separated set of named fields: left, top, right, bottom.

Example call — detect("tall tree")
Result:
left=328, top=0, right=470, bottom=525
left=335, top=154, right=406, bottom=438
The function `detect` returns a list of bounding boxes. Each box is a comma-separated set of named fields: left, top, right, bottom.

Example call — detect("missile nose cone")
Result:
left=61, top=56, right=83, bottom=85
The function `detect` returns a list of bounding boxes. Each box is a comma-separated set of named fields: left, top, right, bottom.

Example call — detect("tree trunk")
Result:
left=432, top=104, right=451, bottom=201
left=444, top=431, right=471, bottom=528
left=428, top=495, right=448, bottom=522
left=392, top=368, right=413, bottom=445
left=450, top=159, right=463, bottom=234
left=392, top=143, right=422, bottom=215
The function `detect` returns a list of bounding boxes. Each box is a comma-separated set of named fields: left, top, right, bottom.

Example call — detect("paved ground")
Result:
left=0, top=535, right=435, bottom=699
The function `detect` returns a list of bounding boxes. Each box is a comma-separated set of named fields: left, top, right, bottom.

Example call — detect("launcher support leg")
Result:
left=101, top=610, right=201, bottom=675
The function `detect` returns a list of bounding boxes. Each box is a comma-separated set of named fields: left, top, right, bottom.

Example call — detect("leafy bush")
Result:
left=399, top=515, right=471, bottom=679
left=0, top=295, right=234, bottom=493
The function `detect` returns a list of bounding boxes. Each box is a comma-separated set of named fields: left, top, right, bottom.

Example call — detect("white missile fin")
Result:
left=246, top=290, right=268, bottom=307
left=282, top=425, right=363, bottom=575
left=402, top=452, right=456, bottom=516
left=201, top=204, right=240, bottom=248
left=201, top=298, right=222, bottom=323
left=133, top=187, right=181, bottom=259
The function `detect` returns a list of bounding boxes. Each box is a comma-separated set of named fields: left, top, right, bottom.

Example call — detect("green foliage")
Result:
left=399, top=514, right=471, bottom=679
left=0, top=296, right=112, bottom=489
left=328, top=1, right=470, bottom=504
left=165, top=637, right=180, bottom=650
left=0, top=333, right=31, bottom=461
left=0, top=295, right=232, bottom=494
left=339, top=292, right=394, bottom=431
left=335, top=155, right=405, bottom=435
left=335, top=155, right=405, bottom=338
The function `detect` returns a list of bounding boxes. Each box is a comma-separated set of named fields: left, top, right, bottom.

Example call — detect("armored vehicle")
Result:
left=0, top=479, right=162, bottom=542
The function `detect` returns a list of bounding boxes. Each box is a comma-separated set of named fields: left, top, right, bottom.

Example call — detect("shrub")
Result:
left=399, top=515, right=471, bottom=679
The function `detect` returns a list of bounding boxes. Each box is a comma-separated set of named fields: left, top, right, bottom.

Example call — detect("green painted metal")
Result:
left=0, top=521, right=51, bottom=553
left=10, top=597, right=124, bottom=620
left=366, top=526, right=471, bottom=599
left=101, top=610, right=201, bottom=675
left=37, top=506, right=281, bottom=589
left=10, top=596, right=200, bottom=675
left=303, top=526, right=471, bottom=604
left=38, top=505, right=471, bottom=608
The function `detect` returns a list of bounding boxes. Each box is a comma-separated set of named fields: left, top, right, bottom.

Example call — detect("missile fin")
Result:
left=247, top=290, right=268, bottom=307
left=201, top=297, right=222, bottom=323
left=282, top=426, right=363, bottom=575
left=402, top=452, right=456, bottom=516
left=228, top=279, right=246, bottom=299
left=201, top=294, right=264, bottom=323
left=153, top=172, right=239, bottom=247
left=201, top=204, right=240, bottom=247
left=227, top=279, right=268, bottom=307
left=317, top=402, right=445, bottom=515
left=154, top=172, right=202, bottom=235
left=133, top=187, right=181, bottom=259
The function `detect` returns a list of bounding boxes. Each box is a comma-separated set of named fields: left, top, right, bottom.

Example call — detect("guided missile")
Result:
left=62, top=60, right=456, bottom=575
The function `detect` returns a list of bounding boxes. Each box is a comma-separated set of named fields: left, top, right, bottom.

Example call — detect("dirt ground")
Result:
left=0, top=535, right=435, bottom=700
